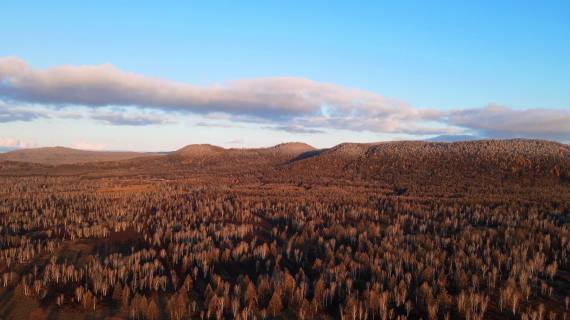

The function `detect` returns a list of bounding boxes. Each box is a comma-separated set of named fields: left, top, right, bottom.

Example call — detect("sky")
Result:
left=1, top=1, right=569, bottom=151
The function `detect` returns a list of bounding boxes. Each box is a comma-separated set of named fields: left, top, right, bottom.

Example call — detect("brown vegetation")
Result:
left=0, top=147, right=157, bottom=165
left=0, top=139, right=569, bottom=319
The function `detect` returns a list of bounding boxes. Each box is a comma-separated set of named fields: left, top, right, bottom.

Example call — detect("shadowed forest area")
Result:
left=0, top=140, right=569, bottom=319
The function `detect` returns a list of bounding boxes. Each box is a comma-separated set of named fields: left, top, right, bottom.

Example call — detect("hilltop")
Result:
left=173, top=144, right=226, bottom=157
left=1, top=140, right=568, bottom=196
left=173, top=142, right=315, bottom=158
left=278, top=140, right=570, bottom=192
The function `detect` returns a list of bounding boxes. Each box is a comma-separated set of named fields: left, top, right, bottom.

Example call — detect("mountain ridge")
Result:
left=1, top=140, right=568, bottom=189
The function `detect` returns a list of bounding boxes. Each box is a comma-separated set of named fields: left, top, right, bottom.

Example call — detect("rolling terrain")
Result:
left=0, top=146, right=157, bottom=165
left=0, top=139, right=569, bottom=320
left=2, top=139, right=568, bottom=194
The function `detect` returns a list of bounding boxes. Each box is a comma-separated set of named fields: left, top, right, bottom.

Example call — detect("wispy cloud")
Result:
left=0, top=101, right=46, bottom=122
left=91, top=111, right=174, bottom=126
left=195, top=122, right=240, bottom=129
left=263, top=125, right=325, bottom=134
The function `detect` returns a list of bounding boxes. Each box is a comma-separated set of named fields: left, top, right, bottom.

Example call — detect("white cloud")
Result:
left=1, top=57, right=569, bottom=142
left=0, top=56, right=441, bottom=134
left=0, top=137, right=38, bottom=149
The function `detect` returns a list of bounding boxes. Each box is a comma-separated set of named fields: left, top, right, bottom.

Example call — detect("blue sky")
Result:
left=1, top=1, right=569, bottom=151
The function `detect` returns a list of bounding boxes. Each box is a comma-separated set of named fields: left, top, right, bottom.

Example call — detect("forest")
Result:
left=0, top=139, right=569, bottom=319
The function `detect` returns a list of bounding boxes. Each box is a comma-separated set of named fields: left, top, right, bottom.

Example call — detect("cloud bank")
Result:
left=0, top=56, right=441, bottom=134
left=448, top=105, right=570, bottom=140
left=0, top=57, right=569, bottom=141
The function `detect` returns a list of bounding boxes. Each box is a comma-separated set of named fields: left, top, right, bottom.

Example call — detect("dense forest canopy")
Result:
left=0, top=139, right=569, bottom=319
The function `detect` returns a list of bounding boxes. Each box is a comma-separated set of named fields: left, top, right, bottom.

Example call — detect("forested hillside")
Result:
left=0, top=139, right=569, bottom=319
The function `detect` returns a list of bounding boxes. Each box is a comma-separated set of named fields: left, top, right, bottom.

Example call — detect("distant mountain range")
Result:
left=0, top=136, right=480, bottom=157
left=0, top=146, right=155, bottom=165
left=1, top=140, right=568, bottom=194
